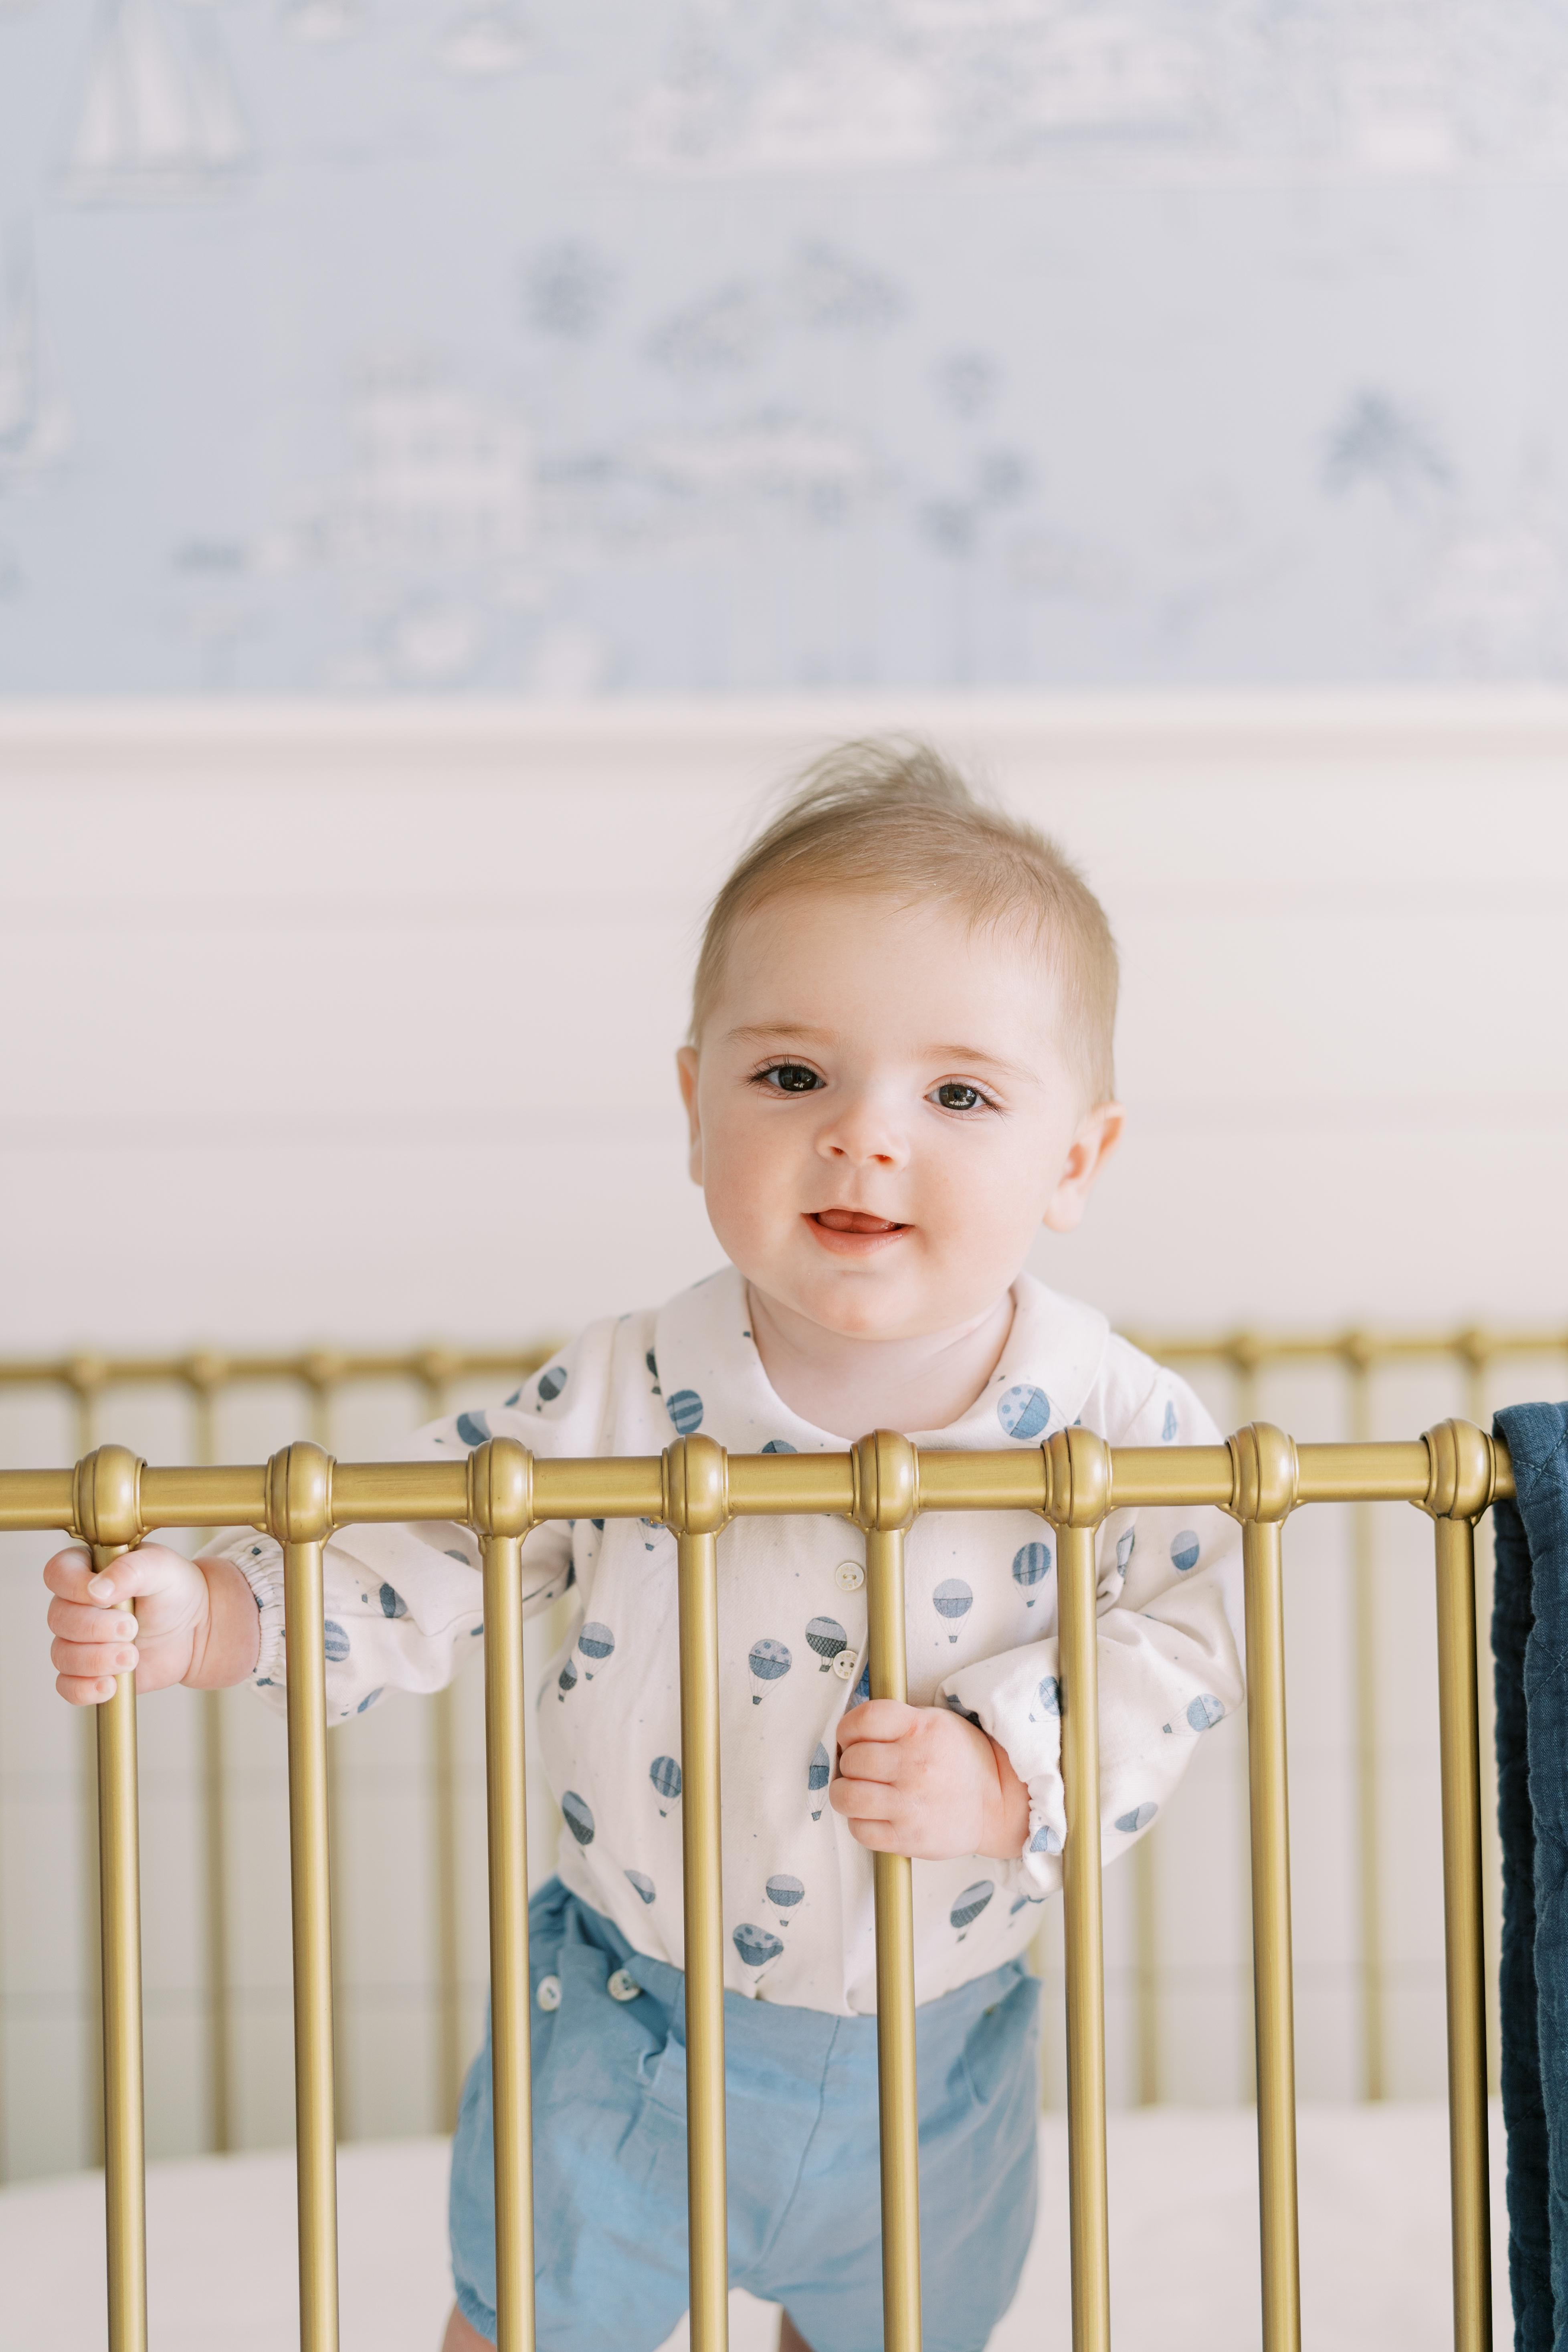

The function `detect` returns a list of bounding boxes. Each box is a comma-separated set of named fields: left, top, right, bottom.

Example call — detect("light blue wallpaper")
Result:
left=3, top=2, right=1568, bottom=691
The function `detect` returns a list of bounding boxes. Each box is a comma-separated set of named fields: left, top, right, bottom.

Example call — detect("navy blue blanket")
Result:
left=1495, top=1402, right=1568, bottom=2350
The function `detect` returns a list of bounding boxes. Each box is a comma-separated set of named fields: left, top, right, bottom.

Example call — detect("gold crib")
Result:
left=0, top=1406, right=1513, bottom=2352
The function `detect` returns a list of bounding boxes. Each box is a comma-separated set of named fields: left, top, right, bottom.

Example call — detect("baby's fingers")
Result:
left=828, top=1776, right=901, bottom=1849
left=52, top=1631, right=139, bottom=1685
left=57, top=1670, right=121, bottom=1707
left=834, top=1736, right=902, bottom=1786
left=48, top=1594, right=137, bottom=1645
left=43, top=1541, right=190, bottom=1609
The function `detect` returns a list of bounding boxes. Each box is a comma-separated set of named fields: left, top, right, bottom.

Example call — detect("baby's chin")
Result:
left=744, top=1258, right=1000, bottom=1348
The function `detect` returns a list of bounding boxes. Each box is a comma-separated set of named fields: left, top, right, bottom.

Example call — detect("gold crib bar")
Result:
left=865, top=1513, right=922, bottom=2352
left=1243, top=1513, right=1302, bottom=2352
left=676, top=1503, right=729, bottom=2352
left=483, top=1529, right=536, bottom=2352
left=1434, top=1516, right=1493, bottom=2351
left=1057, top=1517, right=1111, bottom=2352
left=283, top=1533, right=341, bottom=2352
left=97, top=1594, right=148, bottom=2352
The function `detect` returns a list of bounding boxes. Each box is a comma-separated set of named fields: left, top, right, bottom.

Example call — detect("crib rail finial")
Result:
left=265, top=1439, right=334, bottom=1548
left=1421, top=1418, right=1499, bottom=1525
left=1227, top=1420, right=1299, bottom=1526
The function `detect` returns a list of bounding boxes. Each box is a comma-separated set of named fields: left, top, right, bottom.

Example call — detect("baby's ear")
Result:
left=675, top=1046, right=703, bottom=1183
left=1042, top=1101, right=1124, bottom=1234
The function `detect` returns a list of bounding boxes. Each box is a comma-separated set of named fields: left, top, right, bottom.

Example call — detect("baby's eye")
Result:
left=932, top=1081, right=988, bottom=1112
left=757, top=1062, right=822, bottom=1094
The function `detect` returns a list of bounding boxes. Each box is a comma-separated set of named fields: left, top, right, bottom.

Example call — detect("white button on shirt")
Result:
left=221, top=1266, right=1244, bottom=2019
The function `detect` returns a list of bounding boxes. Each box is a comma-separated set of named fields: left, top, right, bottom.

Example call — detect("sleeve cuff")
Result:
left=219, top=1531, right=288, bottom=1714
left=940, top=1646, right=1067, bottom=1898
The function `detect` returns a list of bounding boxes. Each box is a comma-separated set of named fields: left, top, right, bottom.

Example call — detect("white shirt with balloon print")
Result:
left=220, top=1267, right=1244, bottom=2016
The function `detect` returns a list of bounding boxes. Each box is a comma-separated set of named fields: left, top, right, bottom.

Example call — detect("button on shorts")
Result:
left=450, top=1877, right=1041, bottom=2352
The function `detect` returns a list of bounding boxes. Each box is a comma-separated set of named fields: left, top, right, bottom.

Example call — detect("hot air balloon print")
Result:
left=1115, top=1803, right=1158, bottom=1835
left=561, top=1791, right=595, bottom=1846
left=932, top=1579, right=972, bottom=1645
left=650, top=1756, right=682, bottom=1815
left=748, top=1637, right=791, bottom=1705
left=1171, top=1530, right=1201, bottom=1573
left=537, top=1362, right=567, bottom=1402
left=766, top=1874, right=804, bottom=1923
left=808, top=1743, right=830, bottom=1820
left=557, top=1657, right=578, bottom=1701
left=950, top=1880, right=994, bottom=1940
left=1187, top=1693, right=1224, bottom=1732
left=1029, top=1822, right=1062, bottom=1856
left=733, top=1923, right=784, bottom=1970
left=805, top=1616, right=847, bottom=1672
left=1011, top=1542, right=1051, bottom=1604
left=1029, top=1675, right=1061, bottom=1722
left=625, top=1869, right=656, bottom=1905
left=379, top=1582, right=408, bottom=1619
left=667, top=1388, right=703, bottom=1434
left=455, top=1410, right=490, bottom=1447
left=997, top=1384, right=1051, bottom=1440
left=323, top=1621, right=350, bottom=1662
left=577, top=1622, right=614, bottom=1678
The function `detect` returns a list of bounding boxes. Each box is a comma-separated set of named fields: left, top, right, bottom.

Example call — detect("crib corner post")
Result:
left=267, top=1440, right=342, bottom=2352
left=74, top=1445, right=150, bottom=2352
left=1420, top=1420, right=1495, bottom=2352
left=1044, top=1425, right=1112, bottom=2352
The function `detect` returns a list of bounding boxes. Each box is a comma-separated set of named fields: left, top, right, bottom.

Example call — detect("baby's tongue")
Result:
left=815, top=1208, right=901, bottom=1233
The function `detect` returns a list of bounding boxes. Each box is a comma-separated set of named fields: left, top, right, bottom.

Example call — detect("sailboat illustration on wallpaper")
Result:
left=63, top=0, right=251, bottom=199
left=0, top=238, right=72, bottom=484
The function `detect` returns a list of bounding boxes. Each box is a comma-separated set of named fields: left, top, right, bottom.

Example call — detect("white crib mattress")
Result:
left=0, top=2103, right=1511, bottom=2351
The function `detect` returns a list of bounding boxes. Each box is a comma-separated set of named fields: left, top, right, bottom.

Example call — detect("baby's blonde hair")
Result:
left=691, top=738, right=1119, bottom=1103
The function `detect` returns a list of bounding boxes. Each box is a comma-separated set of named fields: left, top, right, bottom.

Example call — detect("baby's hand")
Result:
left=832, top=1700, right=1030, bottom=1862
left=43, top=1543, right=259, bottom=1705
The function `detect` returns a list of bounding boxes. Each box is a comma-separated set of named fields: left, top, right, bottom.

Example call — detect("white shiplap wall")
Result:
left=1, top=693, right=1564, bottom=2178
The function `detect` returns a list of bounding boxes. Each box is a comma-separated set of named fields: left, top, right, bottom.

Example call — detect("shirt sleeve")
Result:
left=937, top=1367, right=1245, bottom=1899
left=208, top=1331, right=604, bottom=1723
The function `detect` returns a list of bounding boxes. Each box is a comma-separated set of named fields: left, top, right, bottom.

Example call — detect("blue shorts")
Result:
left=450, top=1878, right=1041, bottom=2352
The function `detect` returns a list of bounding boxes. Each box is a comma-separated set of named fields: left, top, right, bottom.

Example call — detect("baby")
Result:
left=45, top=740, right=1244, bottom=2352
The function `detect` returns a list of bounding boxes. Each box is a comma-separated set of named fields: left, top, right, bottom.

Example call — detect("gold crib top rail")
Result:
left=0, top=1427, right=1515, bottom=1536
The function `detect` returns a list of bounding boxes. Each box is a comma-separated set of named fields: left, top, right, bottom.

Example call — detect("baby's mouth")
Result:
left=809, top=1209, right=909, bottom=1235
left=805, top=1207, right=909, bottom=1259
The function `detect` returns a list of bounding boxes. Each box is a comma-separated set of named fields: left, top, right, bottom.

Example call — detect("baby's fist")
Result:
left=44, top=1542, right=223, bottom=1704
left=832, top=1697, right=1029, bottom=1862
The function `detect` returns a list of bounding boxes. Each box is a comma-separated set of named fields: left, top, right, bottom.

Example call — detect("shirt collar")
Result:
left=651, top=1265, right=1108, bottom=1455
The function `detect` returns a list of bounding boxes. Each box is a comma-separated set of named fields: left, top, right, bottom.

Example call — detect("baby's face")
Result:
left=677, top=889, right=1120, bottom=1344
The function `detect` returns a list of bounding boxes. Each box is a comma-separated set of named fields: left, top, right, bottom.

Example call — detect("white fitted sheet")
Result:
left=0, top=2103, right=1511, bottom=2351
